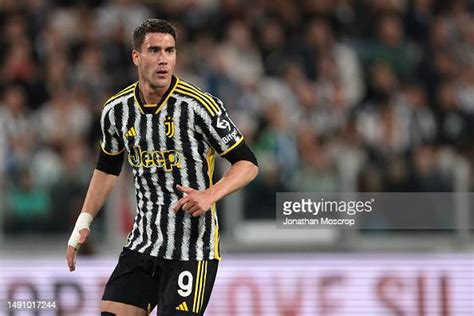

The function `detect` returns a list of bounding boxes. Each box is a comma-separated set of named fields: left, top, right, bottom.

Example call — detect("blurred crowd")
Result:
left=0, top=0, right=473, bottom=231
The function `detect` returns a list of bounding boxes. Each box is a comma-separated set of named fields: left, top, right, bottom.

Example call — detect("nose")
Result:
left=158, top=51, right=168, bottom=64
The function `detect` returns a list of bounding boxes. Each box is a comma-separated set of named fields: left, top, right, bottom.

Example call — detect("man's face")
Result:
left=132, top=32, right=176, bottom=90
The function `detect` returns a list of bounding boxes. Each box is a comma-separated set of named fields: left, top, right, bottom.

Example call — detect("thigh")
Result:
left=102, top=248, right=159, bottom=312
left=157, top=260, right=219, bottom=316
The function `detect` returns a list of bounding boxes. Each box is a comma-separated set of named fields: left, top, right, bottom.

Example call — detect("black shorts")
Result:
left=102, top=248, right=219, bottom=315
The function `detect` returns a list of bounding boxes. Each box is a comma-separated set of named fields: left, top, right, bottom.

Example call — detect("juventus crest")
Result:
left=164, top=116, right=175, bottom=138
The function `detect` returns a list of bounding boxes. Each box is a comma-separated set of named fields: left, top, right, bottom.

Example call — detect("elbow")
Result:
left=233, top=160, right=259, bottom=183
left=249, top=163, right=259, bottom=182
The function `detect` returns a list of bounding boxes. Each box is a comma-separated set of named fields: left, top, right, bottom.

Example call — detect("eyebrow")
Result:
left=147, top=45, right=176, bottom=50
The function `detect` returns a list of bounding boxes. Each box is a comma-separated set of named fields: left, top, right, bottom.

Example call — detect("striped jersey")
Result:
left=100, top=75, right=243, bottom=260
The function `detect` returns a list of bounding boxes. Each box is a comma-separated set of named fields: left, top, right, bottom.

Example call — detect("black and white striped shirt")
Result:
left=100, top=76, right=243, bottom=260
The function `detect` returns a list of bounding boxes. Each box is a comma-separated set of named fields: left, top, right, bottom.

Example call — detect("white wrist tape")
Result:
left=67, top=212, right=93, bottom=249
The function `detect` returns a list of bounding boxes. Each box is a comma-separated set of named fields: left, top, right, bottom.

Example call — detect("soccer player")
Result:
left=66, top=19, right=258, bottom=316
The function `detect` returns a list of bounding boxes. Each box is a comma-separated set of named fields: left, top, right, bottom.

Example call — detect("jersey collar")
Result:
left=134, top=75, right=179, bottom=114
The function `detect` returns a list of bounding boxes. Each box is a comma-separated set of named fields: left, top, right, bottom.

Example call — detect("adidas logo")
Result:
left=125, top=127, right=137, bottom=137
left=175, top=301, right=189, bottom=312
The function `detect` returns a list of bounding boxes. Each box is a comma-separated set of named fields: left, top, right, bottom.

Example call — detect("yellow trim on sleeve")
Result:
left=100, top=145, right=125, bottom=156
left=220, top=136, right=244, bottom=156
left=104, top=83, right=137, bottom=105
left=116, top=82, right=137, bottom=95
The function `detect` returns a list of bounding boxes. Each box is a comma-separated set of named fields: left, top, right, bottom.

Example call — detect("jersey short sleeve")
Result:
left=100, top=104, right=125, bottom=155
left=195, top=96, right=244, bottom=156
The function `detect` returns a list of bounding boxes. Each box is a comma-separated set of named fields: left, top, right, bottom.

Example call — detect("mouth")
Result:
left=155, top=70, right=168, bottom=76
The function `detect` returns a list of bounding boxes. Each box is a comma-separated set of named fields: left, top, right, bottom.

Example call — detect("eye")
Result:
left=166, top=47, right=175, bottom=54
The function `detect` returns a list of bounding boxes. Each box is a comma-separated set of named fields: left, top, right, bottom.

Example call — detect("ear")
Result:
left=132, top=49, right=140, bottom=66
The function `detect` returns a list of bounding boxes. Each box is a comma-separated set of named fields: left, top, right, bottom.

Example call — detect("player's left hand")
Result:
left=174, top=184, right=214, bottom=217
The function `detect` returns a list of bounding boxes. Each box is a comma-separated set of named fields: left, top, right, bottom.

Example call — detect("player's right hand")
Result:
left=66, top=228, right=90, bottom=272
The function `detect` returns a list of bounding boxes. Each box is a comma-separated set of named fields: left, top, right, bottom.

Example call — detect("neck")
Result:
left=138, top=79, right=170, bottom=104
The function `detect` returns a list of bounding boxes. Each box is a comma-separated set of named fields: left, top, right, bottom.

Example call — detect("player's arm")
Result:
left=174, top=141, right=258, bottom=217
left=174, top=95, right=258, bottom=216
left=67, top=102, right=125, bottom=271
left=208, top=158, right=258, bottom=203
left=66, top=150, right=124, bottom=271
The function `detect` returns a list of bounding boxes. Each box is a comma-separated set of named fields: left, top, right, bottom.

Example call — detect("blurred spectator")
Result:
left=257, top=17, right=288, bottom=77
left=70, top=44, right=110, bottom=102
left=0, top=85, right=30, bottom=143
left=254, top=100, right=298, bottom=182
left=35, top=88, right=91, bottom=148
left=2, top=37, right=36, bottom=83
left=49, top=139, right=91, bottom=232
left=0, top=85, right=33, bottom=177
left=405, top=0, right=435, bottom=42
left=303, top=18, right=364, bottom=106
left=410, top=144, right=452, bottom=191
left=383, top=156, right=410, bottom=191
left=97, top=0, right=152, bottom=38
left=291, top=126, right=340, bottom=192
left=216, top=20, right=264, bottom=87
left=357, top=100, right=410, bottom=159
left=362, top=13, right=420, bottom=82
left=365, top=61, right=398, bottom=103
left=435, top=82, right=472, bottom=151
left=395, top=84, right=437, bottom=148
left=5, top=167, right=50, bottom=234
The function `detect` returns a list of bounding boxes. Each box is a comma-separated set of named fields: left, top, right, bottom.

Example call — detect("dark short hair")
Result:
left=133, top=19, right=177, bottom=51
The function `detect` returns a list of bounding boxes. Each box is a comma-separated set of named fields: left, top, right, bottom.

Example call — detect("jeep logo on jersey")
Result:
left=164, top=116, right=175, bottom=138
left=128, top=145, right=181, bottom=171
